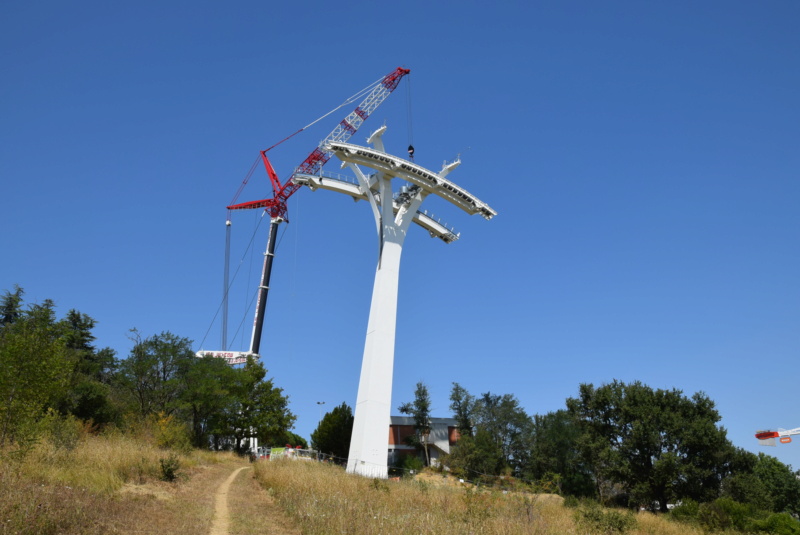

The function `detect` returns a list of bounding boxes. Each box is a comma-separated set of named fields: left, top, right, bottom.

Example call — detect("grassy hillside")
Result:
left=0, top=423, right=237, bottom=535
left=3, top=427, right=795, bottom=535
left=253, top=459, right=706, bottom=535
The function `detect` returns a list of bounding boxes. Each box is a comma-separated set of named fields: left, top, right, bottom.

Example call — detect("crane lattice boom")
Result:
left=226, top=67, right=410, bottom=220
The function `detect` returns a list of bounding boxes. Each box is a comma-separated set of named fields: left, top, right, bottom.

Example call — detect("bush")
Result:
left=749, top=513, right=800, bottom=535
left=153, top=413, right=191, bottom=452
left=697, top=497, right=754, bottom=532
left=669, top=498, right=700, bottom=524
left=574, top=502, right=637, bottom=534
left=159, top=454, right=181, bottom=482
left=401, top=454, right=424, bottom=477
left=41, top=410, right=83, bottom=451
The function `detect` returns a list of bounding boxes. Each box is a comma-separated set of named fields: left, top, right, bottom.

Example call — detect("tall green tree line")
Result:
left=0, top=286, right=297, bottom=453
left=439, top=380, right=800, bottom=518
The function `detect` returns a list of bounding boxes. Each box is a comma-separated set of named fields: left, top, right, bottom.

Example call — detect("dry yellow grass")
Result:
left=15, top=430, right=227, bottom=494
left=253, top=460, right=709, bottom=535
left=0, top=431, right=242, bottom=534
left=1, top=431, right=714, bottom=535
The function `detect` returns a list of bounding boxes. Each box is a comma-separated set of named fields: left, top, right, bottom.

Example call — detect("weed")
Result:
left=370, top=477, right=389, bottom=493
left=159, top=454, right=181, bottom=482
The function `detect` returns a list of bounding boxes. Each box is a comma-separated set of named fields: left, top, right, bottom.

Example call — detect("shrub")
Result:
left=41, top=410, right=83, bottom=451
left=574, top=502, right=637, bottom=534
left=159, top=454, right=181, bottom=482
left=401, top=454, right=424, bottom=477
left=697, top=497, right=753, bottom=532
left=153, top=413, right=191, bottom=452
left=669, top=498, right=700, bottom=524
left=749, top=512, right=800, bottom=535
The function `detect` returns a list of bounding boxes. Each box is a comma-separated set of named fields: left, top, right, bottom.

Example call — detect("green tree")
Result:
left=0, top=298, right=73, bottom=445
left=444, top=427, right=504, bottom=480
left=449, top=382, right=476, bottom=438
left=311, top=402, right=354, bottom=460
left=179, top=354, right=238, bottom=447
left=525, top=409, right=595, bottom=497
left=215, top=357, right=295, bottom=453
left=720, top=448, right=774, bottom=511
left=117, top=330, right=195, bottom=417
left=753, top=453, right=800, bottom=516
left=0, top=285, right=24, bottom=326
left=272, top=430, right=307, bottom=449
left=398, top=381, right=433, bottom=465
left=567, top=380, right=733, bottom=511
left=58, top=309, right=118, bottom=425
left=473, top=391, right=533, bottom=473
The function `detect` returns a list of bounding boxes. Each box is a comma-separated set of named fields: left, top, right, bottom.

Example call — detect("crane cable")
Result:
left=197, top=209, right=269, bottom=350
left=405, top=73, right=415, bottom=160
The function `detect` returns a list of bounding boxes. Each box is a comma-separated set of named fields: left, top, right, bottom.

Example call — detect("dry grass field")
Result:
left=1, top=432, right=736, bottom=535
left=0, top=431, right=245, bottom=535
left=253, top=459, right=708, bottom=535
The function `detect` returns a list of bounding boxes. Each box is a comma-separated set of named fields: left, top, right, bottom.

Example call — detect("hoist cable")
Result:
left=197, top=210, right=268, bottom=350
left=406, top=73, right=414, bottom=149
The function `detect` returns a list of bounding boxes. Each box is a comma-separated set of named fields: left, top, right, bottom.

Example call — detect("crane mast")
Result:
left=218, top=67, right=410, bottom=359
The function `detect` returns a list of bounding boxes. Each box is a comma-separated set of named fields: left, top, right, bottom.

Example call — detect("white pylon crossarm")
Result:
left=349, top=163, right=383, bottom=237
left=325, top=141, right=496, bottom=220
left=293, top=172, right=460, bottom=243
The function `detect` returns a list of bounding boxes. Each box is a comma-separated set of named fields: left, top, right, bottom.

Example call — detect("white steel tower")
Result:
left=295, top=127, right=495, bottom=478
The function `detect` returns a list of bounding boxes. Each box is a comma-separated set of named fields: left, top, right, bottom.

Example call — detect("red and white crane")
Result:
left=755, top=427, right=800, bottom=446
left=198, top=67, right=410, bottom=363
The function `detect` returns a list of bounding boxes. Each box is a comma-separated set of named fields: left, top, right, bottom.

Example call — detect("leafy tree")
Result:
left=753, top=453, right=800, bottom=516
left=398, top=381, right=433, bottom=465
left=273, top=430, right=307, bottom=449
left=311, top=402, right=353, bottom=460
left=721, top=448, right=774, bottom=511
left=117, top=330, right=195, bottom=417
left=0, top=298, right=73, bottom=445
left=567, top=380, right=733, bottom=511
left=58, top=309, right=118, bottom=425
left=472, top=391, right=533, bottom=472
left=449, top=382, right=476, bottom=438
left=214, top=357, right=295, bottom=453
left=62, top=310, right=117, bottom=382
left=525, top=409, right=594, bottom=497
left=179, top=354, right=238, bottom=447
left=444, top=427, right=504, bottom=480
left=0, top=285, right=24, bottom=327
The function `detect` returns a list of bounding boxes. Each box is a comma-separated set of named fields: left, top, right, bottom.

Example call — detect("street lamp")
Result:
left=316, top=401, right=326, bottom=460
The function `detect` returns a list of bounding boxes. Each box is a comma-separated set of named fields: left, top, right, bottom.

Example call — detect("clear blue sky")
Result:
left=2, top=1, right=798, bottom=469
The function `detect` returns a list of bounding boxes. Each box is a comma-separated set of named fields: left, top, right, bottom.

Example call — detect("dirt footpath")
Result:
left=115, top=459, right=300, bottom=535
left=224, top=463, right=302, bottom=535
